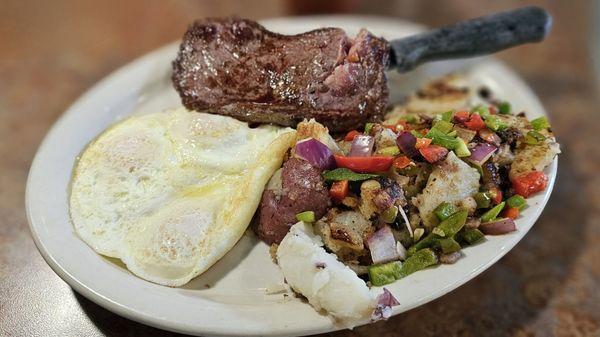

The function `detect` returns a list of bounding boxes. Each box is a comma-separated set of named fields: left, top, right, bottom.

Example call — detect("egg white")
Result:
left=70, top=107, right=295, bottom=286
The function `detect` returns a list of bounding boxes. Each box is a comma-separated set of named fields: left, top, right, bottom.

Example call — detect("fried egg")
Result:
left=70, top=107, right=295, bottom=286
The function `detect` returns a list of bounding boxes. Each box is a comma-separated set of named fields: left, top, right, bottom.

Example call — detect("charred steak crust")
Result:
left=256, top=158, right=331, bottom=244
left=172, top=17, right=390, bottom=132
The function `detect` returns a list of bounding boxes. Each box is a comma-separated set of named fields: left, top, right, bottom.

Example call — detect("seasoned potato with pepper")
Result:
left=315, top=209, right=374, bottom=261
left=510, top=136, right=560, bottom=179
left=415, top=152, right=480, bottom=229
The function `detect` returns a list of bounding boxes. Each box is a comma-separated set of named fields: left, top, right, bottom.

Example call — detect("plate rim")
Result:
left=25, top=15, right=558, bottom=337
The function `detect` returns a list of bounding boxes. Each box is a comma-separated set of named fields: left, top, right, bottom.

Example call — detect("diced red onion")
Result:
left=294, top=138, right=335, bottom=170
left=396, top=131, right=419, bottom=158
left=371, top=288, right=400, bottom=321
left=373, top=190, right=393, bottom=211
left=468, top=143, right=497, bottom=165
left=480, top=218, right=516, bottom=235
left=367, top=226, right=400, bottom=264
left=396, top=241, right=407, bottom=261
left=350, top=135, right=374, bottom=157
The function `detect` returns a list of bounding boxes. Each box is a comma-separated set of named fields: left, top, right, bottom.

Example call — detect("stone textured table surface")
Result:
left=1, top=1, right=599, bottom=336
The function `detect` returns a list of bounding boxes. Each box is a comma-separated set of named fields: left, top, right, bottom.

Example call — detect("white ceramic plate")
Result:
left=26, top=16, right=557, bottom=337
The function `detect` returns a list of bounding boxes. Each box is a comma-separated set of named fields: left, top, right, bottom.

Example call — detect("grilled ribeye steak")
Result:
left=172, top=17, right=390, bottom=132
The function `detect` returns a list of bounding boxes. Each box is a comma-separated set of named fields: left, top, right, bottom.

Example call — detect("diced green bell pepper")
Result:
left=410, top=233, right=437, bottom=252
left=407, top=245, right=417, bottom=256
left=436, top=210, right=468, bottom=237
left=295, top=211, right=315, bottom=223
left=369, top=261, right=402, bottom=286
left=454, top=138, right=471, bottom=157
left=441, top=110, right=454, bottom=122
left=426, top=128, right=460, bottom=150
left=322, top=168, right=379, bottom=181
left=431, top=120, right=454, bottom=134
left=470, top=162, right=484, bottom=177
left=481, top=202, right=506, bottom=222
left=397, top=248, right=438, bottom=278
left=484, top=115, right=508, bottom=131
left=472, top=105, right=490, bottom=119
left=474, top=192, right=492, bottom=209
left=435, top=237, right=462, bottom=254
left=498, top=101, right=511, bottom=115
left=530, top=116, right=550, bottom=131
left=456, top=228, right=485, bottom=245
left=524, top=130, right=546, bottom=145
left=434, top=202, right=458, bottom=221
left=506, top=194, right=527, bottom=210
left=377, top=145, right=400, bottom=156
left=381, top=206, right=398, bottom=223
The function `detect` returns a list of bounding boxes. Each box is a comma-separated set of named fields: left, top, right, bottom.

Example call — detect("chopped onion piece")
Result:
left=396, top=131, right=419, bottom=158
left=371, top=288, right=400, bottom=321
left=396, top=241, right=407, bottom=261
left=367, top=226, right=400, bottom=264
left=294, top=138, right=335, bottom=170
left=397, top=205, right=413, bottom=237
left=468, top=142, right=497, bottom=165
left=350, top=135, right=374, bottom=157
left=480, top=217, right=516, bottom=235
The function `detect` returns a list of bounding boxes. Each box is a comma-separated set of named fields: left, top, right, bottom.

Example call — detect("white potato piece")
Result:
left=385, top=75, right=471, bottom=122
left=70, top=107, right=295, bottom=286
left=415, top=152, right=480, bottom=228
left=276, top=222, right=375, bottom=326
left=510, top=137, right=560, bottom=180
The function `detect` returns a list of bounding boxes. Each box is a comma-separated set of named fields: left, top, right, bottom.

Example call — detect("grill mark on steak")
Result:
left=172, top=17, right=390, bottom=132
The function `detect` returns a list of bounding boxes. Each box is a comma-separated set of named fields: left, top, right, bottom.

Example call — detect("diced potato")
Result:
left=415, top=152, right=480, bottom=229
left=493, top=144, right=515, bottom=167
left=374, top=128, right=398, bottom=149
left=510, top=136, right=560, bottom=180
left=315, top=209, right=373, bottom=261
left=358, top=180, right=381, bottom=219
left=397, top=75, right=471, bottom=117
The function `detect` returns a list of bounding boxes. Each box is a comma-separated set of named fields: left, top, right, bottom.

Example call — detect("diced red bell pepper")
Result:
left=344, top=130, right=362, bottom=141
left=503, top=207, right=520, bottom=219
left=464, top=113, right=486, bottom=131
left=415, top=137, right=432, bottom=149
left=512, top=171, right=548, bottom=198
left=392, top=156, right=413, bottom=169
left=489, top=186, right=503, bottom=205
left=333, top=155, right=394, bottom=173
left=454, top=110, right=470, bottom=124
left=330, top=180, right=349, bottom=202
left=419, top=145, right=449, bottom=163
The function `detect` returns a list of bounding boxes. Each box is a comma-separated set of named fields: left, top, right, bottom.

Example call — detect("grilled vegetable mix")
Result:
left=288, top=82, right=560, bottom=287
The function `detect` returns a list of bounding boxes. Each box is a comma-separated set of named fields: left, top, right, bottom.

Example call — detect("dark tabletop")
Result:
left=1, top=1, right=599, bottom=336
